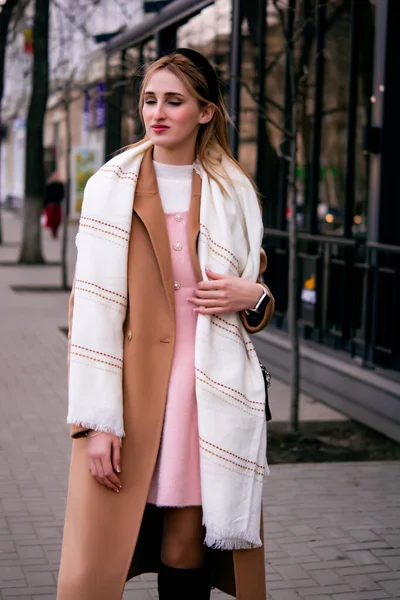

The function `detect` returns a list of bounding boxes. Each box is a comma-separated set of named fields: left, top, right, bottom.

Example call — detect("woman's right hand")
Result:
left=87, top=432, right=122, bottom=493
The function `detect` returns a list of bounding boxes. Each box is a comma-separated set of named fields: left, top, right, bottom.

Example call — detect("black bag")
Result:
left=259, top=362, right=272, bottom=421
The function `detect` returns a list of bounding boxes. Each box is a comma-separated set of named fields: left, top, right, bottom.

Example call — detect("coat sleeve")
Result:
left=240, top=248, right=275, bottom=334
left=67, top=277, right=90, bottom=439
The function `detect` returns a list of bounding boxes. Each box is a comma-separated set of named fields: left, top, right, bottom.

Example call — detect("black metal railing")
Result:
left=263, top=229, right=400, bottom=372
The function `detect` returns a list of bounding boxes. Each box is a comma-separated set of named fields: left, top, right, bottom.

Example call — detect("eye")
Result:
left=168, top=101, right=182, bottom=106
left=144, top=100, right=157, bottom=105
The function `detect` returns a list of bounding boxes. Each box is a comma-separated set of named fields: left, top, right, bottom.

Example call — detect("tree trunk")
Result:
left=287, top=5, right=300, bottom=433
left=19, top=0, right=49, bottom=264
left=0, top=107, right=3, bottom=246
left=288, top=97, right=300, bottom=432
left=0, top=0, right=19, bottom=245
left=297, top=0, right=314, bottom=221
left=61, top=91, right=71, bottom=290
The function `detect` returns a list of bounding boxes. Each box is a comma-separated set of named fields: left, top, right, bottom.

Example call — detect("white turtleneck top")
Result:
left=153, top=161, right=193, bottom=213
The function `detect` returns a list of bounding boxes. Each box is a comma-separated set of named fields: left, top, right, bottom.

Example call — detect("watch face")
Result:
left=255, top=289, right=268, bottom=310
left=264, top=294, right=271, bottom=307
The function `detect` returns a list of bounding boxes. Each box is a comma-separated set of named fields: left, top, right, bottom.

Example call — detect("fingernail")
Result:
left=116, top=467, right=121, bottom=473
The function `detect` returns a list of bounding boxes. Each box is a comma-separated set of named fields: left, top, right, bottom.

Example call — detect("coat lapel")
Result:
left=188, top=170, right=202, bottom=283
left=133, top=149, right=176, bottom=322
left=133, top=149, right=203, bottom=319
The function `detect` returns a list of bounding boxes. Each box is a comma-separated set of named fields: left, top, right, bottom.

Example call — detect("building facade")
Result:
left=103, top=0, right=400, bottom=441
left=1, top=0, right=146, bottom=214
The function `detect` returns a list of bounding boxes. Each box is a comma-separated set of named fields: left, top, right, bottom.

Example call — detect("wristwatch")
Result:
left=245, top=284, right=270, bottom=314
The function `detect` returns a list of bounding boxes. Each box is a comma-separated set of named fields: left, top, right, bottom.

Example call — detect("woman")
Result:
left=43, top=172, right=64, bottom=238
left=58, top=49, right=274, bottom=600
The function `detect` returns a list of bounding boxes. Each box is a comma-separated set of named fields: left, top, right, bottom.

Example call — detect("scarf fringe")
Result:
left=67, top=419, right=125, bottom=439
left=204, top=526, right=262, bottom=551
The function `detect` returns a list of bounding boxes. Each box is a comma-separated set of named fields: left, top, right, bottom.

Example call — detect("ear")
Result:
left=199, top=104, right=215, bottom=126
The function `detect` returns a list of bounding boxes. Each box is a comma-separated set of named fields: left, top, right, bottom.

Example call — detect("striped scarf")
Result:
left=68, top=140, right=268, bottom=550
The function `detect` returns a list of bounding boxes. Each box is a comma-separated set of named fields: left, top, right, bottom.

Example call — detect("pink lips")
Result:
left=152, top=125, right=170, bottom=133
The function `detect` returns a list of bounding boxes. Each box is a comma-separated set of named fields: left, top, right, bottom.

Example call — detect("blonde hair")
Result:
left=136, top=52, right=258, bottom=195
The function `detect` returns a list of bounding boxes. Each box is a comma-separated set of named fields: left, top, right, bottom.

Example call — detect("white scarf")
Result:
left=68, top=139, right=268, bottom=550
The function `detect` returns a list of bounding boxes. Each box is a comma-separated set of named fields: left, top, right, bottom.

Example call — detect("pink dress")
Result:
left=147, top=208, right=202, bottom=507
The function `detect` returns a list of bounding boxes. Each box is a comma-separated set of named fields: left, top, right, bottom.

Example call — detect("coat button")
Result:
left=173, top=243, right=183, bottom=251
left=127, top=330, right=132, bottom=341
left=174, top=213, right=184, bottom=222
left=174, top=281, right=181, bottom=290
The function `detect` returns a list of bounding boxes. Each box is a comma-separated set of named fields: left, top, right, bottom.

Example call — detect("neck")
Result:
left=153, top=141, right=196, bottom=166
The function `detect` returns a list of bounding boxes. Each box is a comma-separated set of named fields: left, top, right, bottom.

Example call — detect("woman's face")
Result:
left=142, top=68, right=213, bottom=153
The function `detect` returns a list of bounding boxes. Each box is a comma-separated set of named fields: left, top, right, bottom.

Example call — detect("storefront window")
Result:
left=318, top=1, right=375, bottom=237
left=238, top=19, right=258, bottom=177
left=245, top=1, right=376, bottom=234
left=242, top=3, right=285, bottom=224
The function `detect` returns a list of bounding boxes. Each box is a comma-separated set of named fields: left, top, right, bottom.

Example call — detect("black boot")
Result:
left=157, top=563, right=212, bottom=600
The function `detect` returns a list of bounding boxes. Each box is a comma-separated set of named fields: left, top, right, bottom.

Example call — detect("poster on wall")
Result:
left=70, top=147, right=100, bottom=219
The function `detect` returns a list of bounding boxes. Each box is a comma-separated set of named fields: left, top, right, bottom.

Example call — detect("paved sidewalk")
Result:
left=0, top=210, right=399, bottom=600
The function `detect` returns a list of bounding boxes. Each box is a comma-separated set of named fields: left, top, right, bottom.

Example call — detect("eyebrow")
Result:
left=144, top=91, right=185, bottom=98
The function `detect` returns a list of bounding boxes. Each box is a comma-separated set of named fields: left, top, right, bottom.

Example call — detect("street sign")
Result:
left=143, top=1, right=173, bottom=13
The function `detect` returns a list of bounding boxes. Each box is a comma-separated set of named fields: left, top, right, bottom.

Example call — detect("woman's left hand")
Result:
left=187, top=267, right=263, bottom=315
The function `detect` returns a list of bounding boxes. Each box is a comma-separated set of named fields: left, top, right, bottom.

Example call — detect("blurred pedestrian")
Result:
left=43, top=171, right=64, bottom=238
left=58, top=49, right=274, bottom=600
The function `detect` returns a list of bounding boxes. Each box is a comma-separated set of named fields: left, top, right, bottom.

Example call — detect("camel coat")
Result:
left=57, top=150, right=274, bottom=600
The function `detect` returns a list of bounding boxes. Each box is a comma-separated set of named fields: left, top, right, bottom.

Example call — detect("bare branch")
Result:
left=309, top=104, right=347, bottom=119
left=239, top=78, right=287, bottom=134
left=113, top=0, right=131, bottom=21
left=266, top=15, right=314, bottom=77
left=51, top=0, right=92, bottom=38
left=266, top=0, right=351, bottom=79
left=7, top=0, right=30, bottom=45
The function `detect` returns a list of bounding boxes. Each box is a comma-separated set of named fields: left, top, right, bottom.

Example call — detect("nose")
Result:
left=153, top=103, right=166, bottom=121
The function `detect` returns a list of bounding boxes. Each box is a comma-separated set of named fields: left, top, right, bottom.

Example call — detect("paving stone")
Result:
left=378, top=579, right=400, bottom=596
left=0, top=580, right=27, bottom=590
left=273, top=566, right=311, bottom=580
left=311, top=545, right=347, bottom=561
left=24, top=571, right=55, bottom=587
left=303, top=560, right=354, bottom=571
left=298, top=585, right=351, bottom=596
left=343, top=574, right=382, bottom=592
left=267, top=579, right=316, bottom=590
left=346, top=550, right=382, bottom=566
left=331, top=593, right=390, bottom=600
left=301, top=596, right=332, bottom=600
left=0, top=566, right=25, bottom=581
left=372, top=572, right=400, bottom=582
left=310, top=570, right=345, bottom=587
left=286, top=525, right=317, bottom=536
left=380, top=555, right=400, bottom=571
left=349, top=530, right=382, bottom=543
left=373, top=549, right=400, bottom=557
left=270, top=591, right=302, bottom=600
left=271, top=556, right=320, bottom=566
left=336, top=565, right=391, bottom=577
left=279, top=543, right=314, bottom=558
